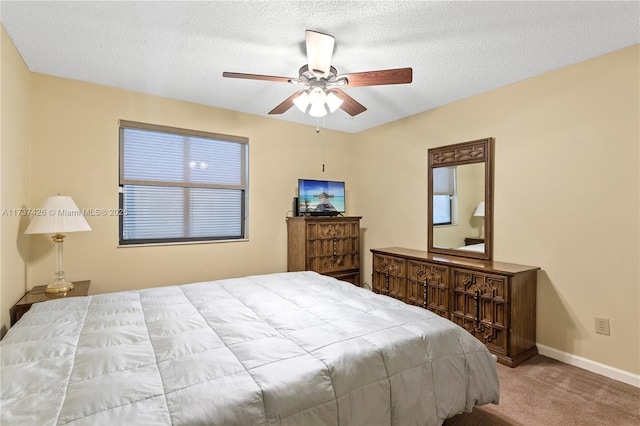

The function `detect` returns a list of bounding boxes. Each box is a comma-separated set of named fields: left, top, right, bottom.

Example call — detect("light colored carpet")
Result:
left=444, top=355, right=640, bottom=426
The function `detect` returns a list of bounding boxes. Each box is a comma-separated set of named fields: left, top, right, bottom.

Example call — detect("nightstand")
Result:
left=464, top=237, right=485, bottom=246
left=11, top=280, right=90, bottom=326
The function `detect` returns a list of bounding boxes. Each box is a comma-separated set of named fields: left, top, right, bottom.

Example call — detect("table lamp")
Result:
left=25, top=195, right=91, bottom=293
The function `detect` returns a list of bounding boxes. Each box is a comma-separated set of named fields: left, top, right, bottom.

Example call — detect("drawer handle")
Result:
left=473, top=289, right=480, bottom=327
left=378, top=262, right=392, bottom=296
left=424, top=275, right=428, bottom=308
left=416, top=270, right=429, bottom=308
left=326, top=228, right=343, bottom=238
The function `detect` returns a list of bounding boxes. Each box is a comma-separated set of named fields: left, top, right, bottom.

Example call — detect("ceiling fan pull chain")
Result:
left=322, top=117, right=326, bottom=172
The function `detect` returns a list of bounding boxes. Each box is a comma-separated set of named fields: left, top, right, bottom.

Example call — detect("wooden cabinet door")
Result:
left=407, top=260, right=450, bottom=318
left=451, top=269, right=509, bottom=355
left=372, top=254, right=406, bottom=299
left=405, top=260, right=426, bottom=307
left=372, top=254, right=388, bottom=295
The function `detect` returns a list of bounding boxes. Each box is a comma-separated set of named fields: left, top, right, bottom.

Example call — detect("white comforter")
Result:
left=1, top=271, right=499, bottom=425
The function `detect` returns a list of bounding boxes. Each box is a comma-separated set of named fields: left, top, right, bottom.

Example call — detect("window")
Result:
left=432, top=166, right=456, bottom=226
left=119, top=120, right=248, bottom=245
left=432, top=194, right=452, bottom=225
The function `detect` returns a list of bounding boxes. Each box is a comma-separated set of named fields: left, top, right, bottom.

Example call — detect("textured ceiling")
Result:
left=1, top=1, right=638, bottom=133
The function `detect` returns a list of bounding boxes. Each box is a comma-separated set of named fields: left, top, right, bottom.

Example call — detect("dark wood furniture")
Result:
left=287, top=216, right=361, bottom=286
left=464, top=237, right=485, bottom=246
left=371, top=247, right=539, bottom=367
left=11, top=280, right=90, bottom=326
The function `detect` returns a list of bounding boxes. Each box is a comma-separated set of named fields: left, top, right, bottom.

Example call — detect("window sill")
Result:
left=118, top=238, right=249, bottom=248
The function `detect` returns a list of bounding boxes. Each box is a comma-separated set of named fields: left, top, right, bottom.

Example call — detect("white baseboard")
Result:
left=537, top=344, right=640, bottom=388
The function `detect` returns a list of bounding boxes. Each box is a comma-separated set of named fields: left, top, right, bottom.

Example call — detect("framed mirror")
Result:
left=427, top=138, right=494, bottom=260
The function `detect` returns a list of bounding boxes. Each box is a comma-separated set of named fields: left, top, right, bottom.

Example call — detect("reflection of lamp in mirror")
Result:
left=25, top=195, right=91, bottom=293
left=474, top=201, right=485, bottom=238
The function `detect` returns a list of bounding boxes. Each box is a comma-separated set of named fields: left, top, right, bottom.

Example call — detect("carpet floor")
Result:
left=444, top=355, right=640, bottom=426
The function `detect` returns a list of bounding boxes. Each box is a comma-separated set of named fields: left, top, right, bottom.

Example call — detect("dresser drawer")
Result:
left=406, top=260, right=450, bottom=316
left=308, top=253, right=359, bottom=274
left=372, top=254, right=406, bottom=299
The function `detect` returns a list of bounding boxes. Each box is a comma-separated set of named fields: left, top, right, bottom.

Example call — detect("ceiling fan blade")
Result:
left=305, top=30, right=335, bottom=75
left=223, top=72, right=292, bottom=83
left=332, top=89, right=367, bottom=116
left=268, top=91, right=306, bottom=115
left=341, top=67, right=413, bottom=87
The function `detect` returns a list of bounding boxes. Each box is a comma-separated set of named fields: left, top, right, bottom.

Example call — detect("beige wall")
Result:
left=0, top=27, right=31, bottom=336
left=353, top=45, right=640, bottom=375
left=26, top=73, right=355, bottom=298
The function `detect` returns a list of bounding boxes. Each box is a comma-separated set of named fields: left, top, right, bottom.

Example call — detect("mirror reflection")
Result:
left=432, top=163, right=485, bottom=252
left=427, top=137, right=493, bottom=261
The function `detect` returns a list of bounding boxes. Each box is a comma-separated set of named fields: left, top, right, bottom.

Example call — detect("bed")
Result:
left=457, top=243, right=485, bottom=253
left=1, top=271, right=499, bottom=425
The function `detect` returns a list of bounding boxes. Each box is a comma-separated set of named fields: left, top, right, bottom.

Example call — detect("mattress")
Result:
left=1, top=271, right=499, bottom=425
left=457, top=243, right=485, bottom=252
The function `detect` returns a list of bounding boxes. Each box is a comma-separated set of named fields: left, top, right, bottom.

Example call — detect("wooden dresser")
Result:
left=371, top=247, right=539, bottom=367
left=287, top=216, right=361, bottom=286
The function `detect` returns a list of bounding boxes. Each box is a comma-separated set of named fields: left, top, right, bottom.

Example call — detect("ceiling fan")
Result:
left=222, top=30, right=413, bottom=118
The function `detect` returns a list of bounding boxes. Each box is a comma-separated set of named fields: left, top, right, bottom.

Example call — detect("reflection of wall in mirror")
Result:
left=432, top=163, right=485, bottom=249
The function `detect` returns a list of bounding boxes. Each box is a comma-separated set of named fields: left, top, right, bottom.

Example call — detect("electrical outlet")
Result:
left=595, top=317, right=610, bottom=336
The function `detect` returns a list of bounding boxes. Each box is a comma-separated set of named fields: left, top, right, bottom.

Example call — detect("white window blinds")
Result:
left=433, top=167, right=456, bottom=195
left=119, top=121, right=248, bottom=245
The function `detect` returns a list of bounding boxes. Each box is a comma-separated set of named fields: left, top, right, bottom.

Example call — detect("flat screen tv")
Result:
left=298, top=179, right=345, bottom=216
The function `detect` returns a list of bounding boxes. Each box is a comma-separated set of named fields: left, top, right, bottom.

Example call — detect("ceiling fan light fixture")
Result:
left=308, top=87, right=327, bottom=105
left=293, top=91, right=310, bottom=113
left=308, top=100, right=328, bottom=117
left=325, top=91, right=343, bottom=113
left=307, top=87, right=329, bottom=117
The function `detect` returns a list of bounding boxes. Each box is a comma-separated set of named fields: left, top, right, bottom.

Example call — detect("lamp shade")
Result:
left=473, top=201, right=485, bottom=218
left=325, top=91, right=344, bottom=113
left=308, top=102, right=327, bottom=117
left=294, top=87, right=343, bottom=117
left=293, top=91, right=310, bottom=113
left=25, top=195, right=91, bottom=234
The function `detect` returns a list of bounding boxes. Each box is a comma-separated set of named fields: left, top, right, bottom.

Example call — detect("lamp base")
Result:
left=45, top=272, right=75, bottom=294
left=45, top=284, right=74, bottom=294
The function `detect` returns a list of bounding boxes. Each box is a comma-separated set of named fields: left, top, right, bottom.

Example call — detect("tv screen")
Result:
left=298, top=179, right=345, bottom=215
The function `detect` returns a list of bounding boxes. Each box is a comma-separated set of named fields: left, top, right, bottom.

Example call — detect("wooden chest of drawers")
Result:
left=372, top=247, right=539, bottom=367
left=287, top=216, right=361, bottom=286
